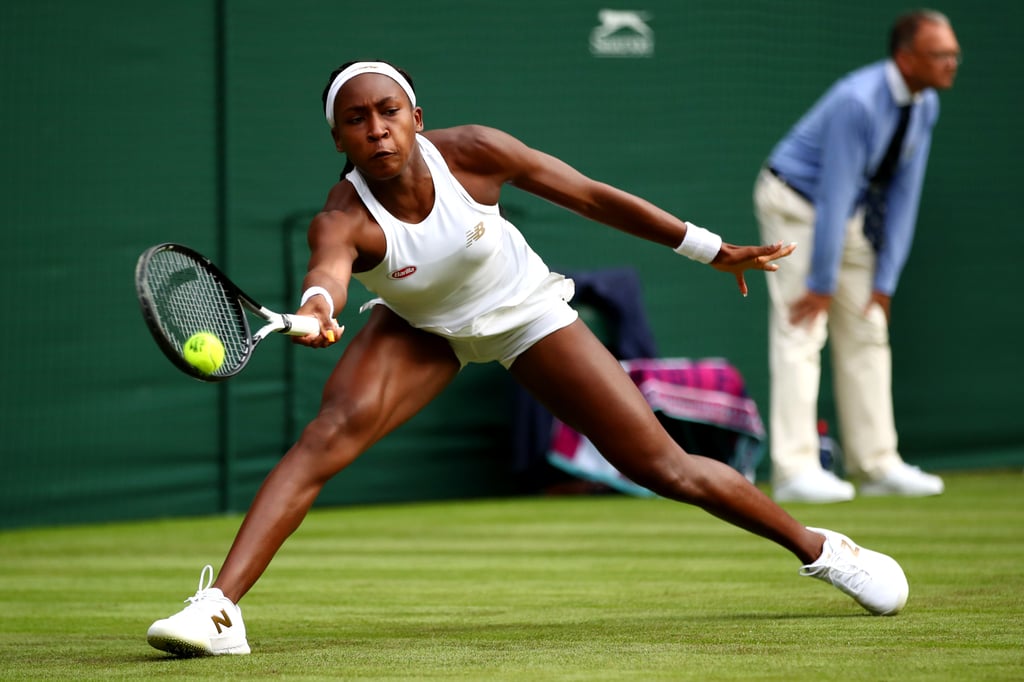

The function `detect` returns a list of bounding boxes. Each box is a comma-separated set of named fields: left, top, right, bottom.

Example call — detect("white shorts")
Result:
left=446, top=273, right=578, bottom=368
left=362, top=273, right=578, bottom=369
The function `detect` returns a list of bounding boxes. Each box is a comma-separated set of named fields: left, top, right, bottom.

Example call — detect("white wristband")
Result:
left=300, top=286, right=335, bottom=319
left=673, top=222, right=723, bottom=264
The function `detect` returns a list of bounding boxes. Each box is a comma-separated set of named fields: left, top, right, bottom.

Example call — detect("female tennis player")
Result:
left=147, top=61, right=909, bottom=656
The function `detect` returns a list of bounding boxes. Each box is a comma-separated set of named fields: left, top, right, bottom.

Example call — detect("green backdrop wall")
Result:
left=2, top=1, right=1021, bottom=529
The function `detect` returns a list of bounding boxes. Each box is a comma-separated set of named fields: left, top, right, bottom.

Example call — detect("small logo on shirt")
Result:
left=389, top=266, right=417, bottom=279
left=465, top=222, right=486, bottom=247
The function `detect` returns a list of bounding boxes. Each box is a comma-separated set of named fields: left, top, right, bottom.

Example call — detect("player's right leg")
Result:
left=147, top=306, right=461, bottom=656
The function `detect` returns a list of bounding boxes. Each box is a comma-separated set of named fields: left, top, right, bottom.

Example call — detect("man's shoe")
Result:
left=773, top=468, right=855, bottom=503
left=147, top=565, right=251, bottom=656
left=800, top=527, right=909, bottom=615
left=860, top=462, right=944, bottom=497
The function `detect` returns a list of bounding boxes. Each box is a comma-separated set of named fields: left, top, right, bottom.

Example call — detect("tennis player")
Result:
left=147, top=61, right=910, bottom=656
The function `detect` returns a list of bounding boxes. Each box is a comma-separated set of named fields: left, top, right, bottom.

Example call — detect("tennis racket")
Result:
left=135, top=242, right=323, bottom=382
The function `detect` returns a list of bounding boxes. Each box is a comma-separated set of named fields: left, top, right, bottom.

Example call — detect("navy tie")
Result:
left=863, top=104, right=912, bottom=251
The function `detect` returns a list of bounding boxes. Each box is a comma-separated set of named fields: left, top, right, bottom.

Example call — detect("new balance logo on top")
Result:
left=211, top=609, right=233, bottom=634
left=465, top=222, right=485, bottom=247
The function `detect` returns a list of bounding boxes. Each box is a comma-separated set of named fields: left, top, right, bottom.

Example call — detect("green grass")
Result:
left=1, top=470, right=1022, bottom=681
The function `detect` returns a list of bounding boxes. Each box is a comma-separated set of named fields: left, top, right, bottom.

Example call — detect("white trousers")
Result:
left=754, top=169, right=903, bottom=483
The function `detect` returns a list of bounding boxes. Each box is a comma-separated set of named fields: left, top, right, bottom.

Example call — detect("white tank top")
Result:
left=349, top=134, right=552, bottom=336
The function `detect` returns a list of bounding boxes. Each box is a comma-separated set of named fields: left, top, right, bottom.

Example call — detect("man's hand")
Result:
left=866, top=291, right=892, bottom=323
left=789, top=291, right=832, bottom=326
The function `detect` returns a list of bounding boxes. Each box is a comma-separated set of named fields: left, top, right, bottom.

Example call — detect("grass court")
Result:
left=1, top=470, right=1021, bottom=681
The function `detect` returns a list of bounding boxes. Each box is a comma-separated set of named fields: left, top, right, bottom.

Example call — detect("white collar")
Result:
left=884, top=59, right=923, bottom=106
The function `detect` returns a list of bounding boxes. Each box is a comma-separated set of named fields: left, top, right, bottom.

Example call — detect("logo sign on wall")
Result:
left=589, top=9, right=654, bottom=57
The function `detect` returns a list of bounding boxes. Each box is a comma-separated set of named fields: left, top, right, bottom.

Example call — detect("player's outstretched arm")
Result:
left=439, top=125, right=797, bottom=295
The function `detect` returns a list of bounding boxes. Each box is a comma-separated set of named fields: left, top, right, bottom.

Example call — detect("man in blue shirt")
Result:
left=755, top=10, right=959, bottom=503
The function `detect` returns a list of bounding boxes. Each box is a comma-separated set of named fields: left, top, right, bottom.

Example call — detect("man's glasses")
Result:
left=918, top=50, right=962, bottom=65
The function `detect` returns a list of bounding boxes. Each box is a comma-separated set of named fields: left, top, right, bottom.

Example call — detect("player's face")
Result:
left=331, top=74, right=423, bottom=180
left=900, top=21, right=960, bottom=92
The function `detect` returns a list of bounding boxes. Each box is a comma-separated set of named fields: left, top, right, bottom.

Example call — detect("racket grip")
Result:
left=283, top=314, right=323, bottom=336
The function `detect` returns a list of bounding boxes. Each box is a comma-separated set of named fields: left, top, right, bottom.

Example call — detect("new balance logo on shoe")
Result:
left=211, top=609, right=233, bottom=634
left=840, top=539, right=861, bottom=557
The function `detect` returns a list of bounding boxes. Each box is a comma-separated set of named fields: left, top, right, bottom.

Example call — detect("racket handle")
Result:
left=283, top=314, right=323, bottom=336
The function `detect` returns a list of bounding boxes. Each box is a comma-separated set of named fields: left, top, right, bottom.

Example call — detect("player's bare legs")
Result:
left=214, top=306, right=461, bottom=602
left=510, top=319, right=823, bottom=563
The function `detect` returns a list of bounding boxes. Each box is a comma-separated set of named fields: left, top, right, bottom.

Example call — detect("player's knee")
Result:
left=608, top=447, right=703, bottom=501
left=298, top=397, right=382, bottom=471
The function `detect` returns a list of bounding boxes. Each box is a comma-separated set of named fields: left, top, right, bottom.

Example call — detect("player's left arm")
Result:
left=447, top=125, right=794, bottom=294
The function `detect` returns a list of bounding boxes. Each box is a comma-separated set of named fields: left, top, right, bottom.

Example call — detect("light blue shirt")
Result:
left=767, top=60, right=940, bottom=295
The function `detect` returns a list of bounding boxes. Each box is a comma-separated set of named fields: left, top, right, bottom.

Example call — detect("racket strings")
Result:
left=142, top=251, right=249, bottom=374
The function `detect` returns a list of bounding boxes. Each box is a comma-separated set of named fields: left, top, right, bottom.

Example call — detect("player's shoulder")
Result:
left=321, top=175, right=364, bottom=210
left=424, top=125, right=517, bottom=155
left=423, top=125, right=528, bottom=176
left=312, top=181, right=370, bottom=232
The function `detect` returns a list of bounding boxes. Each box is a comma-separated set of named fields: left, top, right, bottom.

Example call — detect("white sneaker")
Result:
left=800, top=527, right=909, bottom=616
left=773, top=468, right=855, bottom=503
left=147, top=565, right=251, bottom=656
left=860, top=462, right=944, bottom=497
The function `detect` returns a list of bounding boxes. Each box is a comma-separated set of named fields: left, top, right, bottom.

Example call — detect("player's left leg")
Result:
left=509, top=319, right=908, bottom=614
left=509, top=319, right=818, bottom=559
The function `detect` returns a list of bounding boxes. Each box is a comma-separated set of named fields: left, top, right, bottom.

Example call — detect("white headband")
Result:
left=324, top=62, right=416, bottom=128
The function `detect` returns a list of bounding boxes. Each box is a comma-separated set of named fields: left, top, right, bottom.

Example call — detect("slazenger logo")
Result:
left=590, top=9, right=654, bottom=58
left=389, top=266, right=417, bottom=279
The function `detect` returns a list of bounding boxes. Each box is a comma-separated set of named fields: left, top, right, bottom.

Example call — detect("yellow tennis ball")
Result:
left=183, top=331, right=225, bottom=374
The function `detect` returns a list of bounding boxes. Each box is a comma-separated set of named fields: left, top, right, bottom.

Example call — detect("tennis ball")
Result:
left=183, top=331, right=225, bottom=374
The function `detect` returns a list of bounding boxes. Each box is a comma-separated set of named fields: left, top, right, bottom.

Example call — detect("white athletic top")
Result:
left=348, top=134, right=553, bottom=337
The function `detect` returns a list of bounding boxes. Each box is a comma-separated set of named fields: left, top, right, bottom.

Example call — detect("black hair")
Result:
left=889, top=9, right=950, bottom=57
left=321, top=59, right=413, bottom=179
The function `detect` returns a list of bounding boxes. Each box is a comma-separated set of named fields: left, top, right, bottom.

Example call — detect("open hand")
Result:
left=711, top=241, right=797, bottom=296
